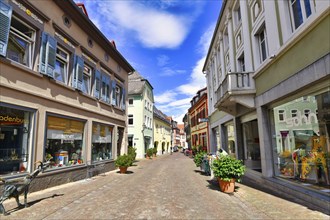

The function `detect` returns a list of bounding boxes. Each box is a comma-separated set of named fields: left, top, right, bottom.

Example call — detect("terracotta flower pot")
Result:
left=218, top=178, right=235, bottom=193
left=119, top=166, right=128, bottom=174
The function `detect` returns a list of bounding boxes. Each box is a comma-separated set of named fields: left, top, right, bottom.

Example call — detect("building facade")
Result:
left=127, top=71, right=154, bottom=159
left=177, top=124, right=186, bottom=148
left=183, top=113, right=191, bottom=149
left=203, top=0, right=329, bottom=211
left=0, top=0, right=133, bottom=191
left=188, top=88, right=209, bottom=152
left=153, top=106, right=171, bottom=155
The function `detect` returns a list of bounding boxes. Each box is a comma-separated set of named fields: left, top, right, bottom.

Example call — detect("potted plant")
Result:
left=115, top=154, right=131, bottom=174
left=128, top=146, right=137, bottom=166
left=152, top=147, right=157, bottom=157
left=193, top=151, right=206, bottom=168
left=211, top=155, right=245, bottom=193
left=146, top=148, right=153, bottom=159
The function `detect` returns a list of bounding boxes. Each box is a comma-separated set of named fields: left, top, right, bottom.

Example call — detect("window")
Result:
left=257, top=27, right=268, bottom=62
left=101, top=72, right=110, bottom=103
left=278, top=110, right=285, bottom=122
left=45, top=115, right=85, bottom=168
left=128, top=114, right=133, bottom=125
left=92, top=122, right=113, bottom=161
left=115, top=85, right=121, bottom=106
left=238, top=55, right=245, bottom=72
left=128, top=99, right=133, bottom=105
left=291, top=109, right=298, bottom=118
left=0, top=105, right=33, bottom=175
left=93, top=70, right=101, bottom=99
left=304, top=109, right=310, bottom=118
left=289, top=0, right=312, bottom=30
left=54, top=47, right=69, bottom=84
left=82, top=64, right=92, bottom=94
left=7, top=16, right=35, bottom=68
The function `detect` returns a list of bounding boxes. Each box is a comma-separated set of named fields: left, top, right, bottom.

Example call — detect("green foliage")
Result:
left=194, top=151, right=207, bottom=167
left=192, top=146, right=198, bottom=155
left=211, top=156, right=245, bottom=182
left=115, top=154, right=132, bottom=167
left=128, top=146, right=137, bottom=166
left=146, top=148, right=153, bottom=157
left=152, top=147, right=157, bottom=155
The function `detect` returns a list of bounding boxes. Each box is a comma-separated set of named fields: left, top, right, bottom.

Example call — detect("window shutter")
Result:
left=46, top=35, right=57, bottom=78
left=0, top=1, right=12, bottom=57
left=111, top=80, right=116, bottom=105
left=73, top=55, right=84, bottom=90
left=71, top=55, right=77, bottom=88
left=106, top=76, right=111, bottom=103
left=39, top=32, right=48, bottom=74
left=94, top=70, right=101, bottom=99
left=101, top=74, right=106, bottom=101
left=121, top=87, right=126, bottom=110
left=39, top=32, right=57, bottom=78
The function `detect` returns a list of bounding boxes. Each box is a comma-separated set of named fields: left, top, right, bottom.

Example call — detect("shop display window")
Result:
left=45, top=115, right=85, bottom=168
left=92, top=122, right=113, bottom=162
left=0, top=105, right=32, bottom=175
left=272, top=91, right=330, bottom=186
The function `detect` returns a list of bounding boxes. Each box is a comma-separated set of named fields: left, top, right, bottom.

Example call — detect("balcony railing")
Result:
left=216, top=71, right=255, bottom=101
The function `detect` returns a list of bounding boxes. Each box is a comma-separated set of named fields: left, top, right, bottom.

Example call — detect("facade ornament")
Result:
left=55, top=32, right=75, bottom=49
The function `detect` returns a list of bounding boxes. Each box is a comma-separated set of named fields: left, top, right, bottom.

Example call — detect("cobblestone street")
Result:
left=1, top=153, right=329, bottom=219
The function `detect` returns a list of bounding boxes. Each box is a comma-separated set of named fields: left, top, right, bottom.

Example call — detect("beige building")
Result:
left=0, top=0, right=133, bottom=191
left=153, top=106, right=171, bottom=155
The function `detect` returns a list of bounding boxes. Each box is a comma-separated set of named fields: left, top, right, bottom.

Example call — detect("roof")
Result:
left=128, top=71, right=153, bottom=95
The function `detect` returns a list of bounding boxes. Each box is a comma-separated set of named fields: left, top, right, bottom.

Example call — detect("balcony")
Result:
left=215, top=72, right=256, bottom=116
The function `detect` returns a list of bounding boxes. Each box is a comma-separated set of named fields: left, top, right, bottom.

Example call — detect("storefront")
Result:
left=92, top=122, right=113, bottom=161
left=0, top=103, right=34, bottom=175
left=271, top=90, right=330, bottom=186
left=45, top=115, right=85, bottom=169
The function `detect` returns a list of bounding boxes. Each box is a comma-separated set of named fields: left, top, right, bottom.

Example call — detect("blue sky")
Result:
left=75, top=0, right=222, bottom=122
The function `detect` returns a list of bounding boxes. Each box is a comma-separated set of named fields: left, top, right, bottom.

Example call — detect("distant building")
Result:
left=153, top=106, right=171, bottom=154
left=183, top=113, right=191, bottom=149
left=177, top=124, right=186, bottom=148
left=188, top=88, right=209, bottom=152
left=127, top=71, right=154, bottom=159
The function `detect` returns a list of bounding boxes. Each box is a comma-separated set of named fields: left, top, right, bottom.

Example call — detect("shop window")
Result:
left=45, top=115, right=85, bottom=168
left=7, top=16, right=36, bottom=68
left=273, top=91, right=330, bottom=186
left=82, top=64, right=92, bottom=94
left=54, top=46, right=69, bottom=84
left=92, top=123, right=113, bottom=162
left=0, top=105, right=33, bottom=175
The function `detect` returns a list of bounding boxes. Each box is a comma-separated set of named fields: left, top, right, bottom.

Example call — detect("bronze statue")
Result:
left=0, top=160, right=51, bottom=215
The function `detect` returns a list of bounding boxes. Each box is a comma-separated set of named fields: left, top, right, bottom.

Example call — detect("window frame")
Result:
left=54, top=46, right=69, bottom=84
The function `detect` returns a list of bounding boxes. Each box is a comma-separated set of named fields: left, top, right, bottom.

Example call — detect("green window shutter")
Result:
left=94, top=70, right=101, bottom=99
left=111, top=80, right=116, bottom=105
left=0, top=0, right=12, bottom=57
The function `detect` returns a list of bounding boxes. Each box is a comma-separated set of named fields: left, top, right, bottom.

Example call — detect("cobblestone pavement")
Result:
left=1, top=153, right=329, bottom=219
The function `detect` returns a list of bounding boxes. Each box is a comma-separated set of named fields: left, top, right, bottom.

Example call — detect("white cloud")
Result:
left=92, top=1, right=191, bottom=49
left=154, top=90, right=177, bottom=104
left=157, top=55, right=170, bottom=67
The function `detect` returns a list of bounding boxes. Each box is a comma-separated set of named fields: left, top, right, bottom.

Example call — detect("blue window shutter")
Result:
left=71, top=55, right=77, bottom=88
left=75, top=56, right=84, bottom=90
left=39, top=32, right=48, bottom=74
left=94, top=70, right=101, bottom=99
left=0, top=1, right=12, bottom=57
left=100, top=74, right=106, bottom=101
left=122, top=88, right=126, bottom=110
left=46, top=35, right=57, bottom=78
left=111, top=80, right=117, bottom=105
left=106, top=76, right=110, bottom=103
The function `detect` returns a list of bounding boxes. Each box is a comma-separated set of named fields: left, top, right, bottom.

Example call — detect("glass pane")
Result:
left=46, top=116, right=85, bottom=168
left=0, top=106, right=32, bottom=175
left=291, top=0, right=303, bottom=29
left=92, top=123, right=113, bottom=161
left=7, top=35, right=30, bottom=66
left=54, top=60, right=66, bottom=83
left=304, top=0, right=312, bottom=18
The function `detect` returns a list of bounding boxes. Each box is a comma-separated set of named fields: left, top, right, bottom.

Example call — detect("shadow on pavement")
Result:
left=5, top=193, right=64, bottom=215
left=116, top=171, right=134, bottom=174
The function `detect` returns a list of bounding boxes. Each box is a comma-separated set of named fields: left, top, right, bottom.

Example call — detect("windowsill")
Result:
left=113, top=105, right=124, bottom=112
left=78, top=90, right=98, bottom=101
left=0, top=57, right=43, bottom=78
